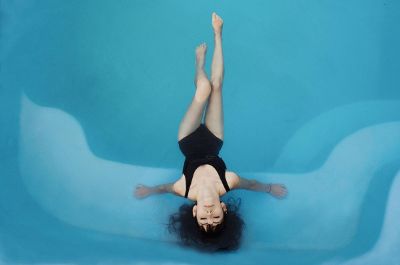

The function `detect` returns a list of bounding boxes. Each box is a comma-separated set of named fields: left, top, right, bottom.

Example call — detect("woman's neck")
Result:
left=195, top=180, right=220, bottom=201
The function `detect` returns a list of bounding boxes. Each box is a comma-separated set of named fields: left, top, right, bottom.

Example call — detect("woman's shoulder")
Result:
left=225, top=170, right=240, bottom=189
left=173, top=174, right=197, bottom=201
left=172, top=174, right=186, bottom=197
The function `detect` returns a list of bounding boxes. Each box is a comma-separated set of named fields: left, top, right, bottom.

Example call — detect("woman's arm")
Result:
left=134, top=183, right=178, bottom=199
left=134, top=174, right=186, bottom=199
left=227, top=171, right=288, bottom=199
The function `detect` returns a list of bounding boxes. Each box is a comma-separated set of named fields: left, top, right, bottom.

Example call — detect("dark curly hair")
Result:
left=167, top=197, right=244, bottom=252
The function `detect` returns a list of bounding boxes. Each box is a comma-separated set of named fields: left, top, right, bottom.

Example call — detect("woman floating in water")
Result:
left=135, top=12, right=288, bottom=251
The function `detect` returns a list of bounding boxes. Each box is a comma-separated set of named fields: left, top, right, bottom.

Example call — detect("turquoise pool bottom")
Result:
left=1, top=163, right=400, bottom=265
left=1, top=95, right=399, bottom=265
left=2, top=0, right=400, bottom=263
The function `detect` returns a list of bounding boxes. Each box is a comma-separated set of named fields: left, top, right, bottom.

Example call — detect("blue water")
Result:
left=1, top=0, right=400, bottom=264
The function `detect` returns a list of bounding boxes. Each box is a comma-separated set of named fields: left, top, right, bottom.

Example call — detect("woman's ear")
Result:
left=221, top=202, right=227, bottom=214
left=192, top=205, right=197, bottom=218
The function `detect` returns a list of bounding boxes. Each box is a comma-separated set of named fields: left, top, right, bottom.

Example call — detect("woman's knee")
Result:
left=196, top=77, right=211, bottom=90
left=211, top=80, right=222, bottom=91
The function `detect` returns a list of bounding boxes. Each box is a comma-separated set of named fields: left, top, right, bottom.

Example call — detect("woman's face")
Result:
left=192, top=200, right=227, bottom=231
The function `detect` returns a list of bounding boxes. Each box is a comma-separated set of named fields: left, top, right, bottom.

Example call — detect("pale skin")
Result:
left=134, top=12, right=288, bottom=232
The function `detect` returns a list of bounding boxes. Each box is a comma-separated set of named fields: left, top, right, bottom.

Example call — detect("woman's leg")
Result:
left=205, top=12, right=224, bottom=140
left=177, top=43, right=212, bottom=141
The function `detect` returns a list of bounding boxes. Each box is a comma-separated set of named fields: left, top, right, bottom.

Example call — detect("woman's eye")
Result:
left=200, top=218, right=206, bottom=220
left=214, top=216, right=220, bottom=219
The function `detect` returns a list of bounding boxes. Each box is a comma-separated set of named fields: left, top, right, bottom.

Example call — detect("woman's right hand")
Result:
left=269, top=184, right=288, bottom=199
left=134, top=184, right=152, bottom=199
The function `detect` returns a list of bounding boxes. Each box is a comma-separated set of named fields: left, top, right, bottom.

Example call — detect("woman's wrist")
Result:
left=265, top=184, right=271, bottom=193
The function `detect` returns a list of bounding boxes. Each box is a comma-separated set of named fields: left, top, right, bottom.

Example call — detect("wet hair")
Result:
left=167, top=197, right=244, bottom=252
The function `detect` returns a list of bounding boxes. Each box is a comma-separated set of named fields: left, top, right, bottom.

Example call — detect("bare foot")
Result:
left=212, top=12, right=223, bottom=34
left=195, top=42, right=207, bottom=68
left=194, top=43, right=211, bottom=102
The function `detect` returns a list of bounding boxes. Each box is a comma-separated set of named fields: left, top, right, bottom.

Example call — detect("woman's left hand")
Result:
left=134, top=184, right=152, bottom=199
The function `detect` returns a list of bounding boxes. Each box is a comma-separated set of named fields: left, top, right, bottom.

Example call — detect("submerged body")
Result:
left=134, top=12, right=287, bottom=237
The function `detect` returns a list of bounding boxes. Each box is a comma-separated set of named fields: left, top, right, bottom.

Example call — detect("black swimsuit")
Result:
left=178, top=123, right=230, bottom=198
